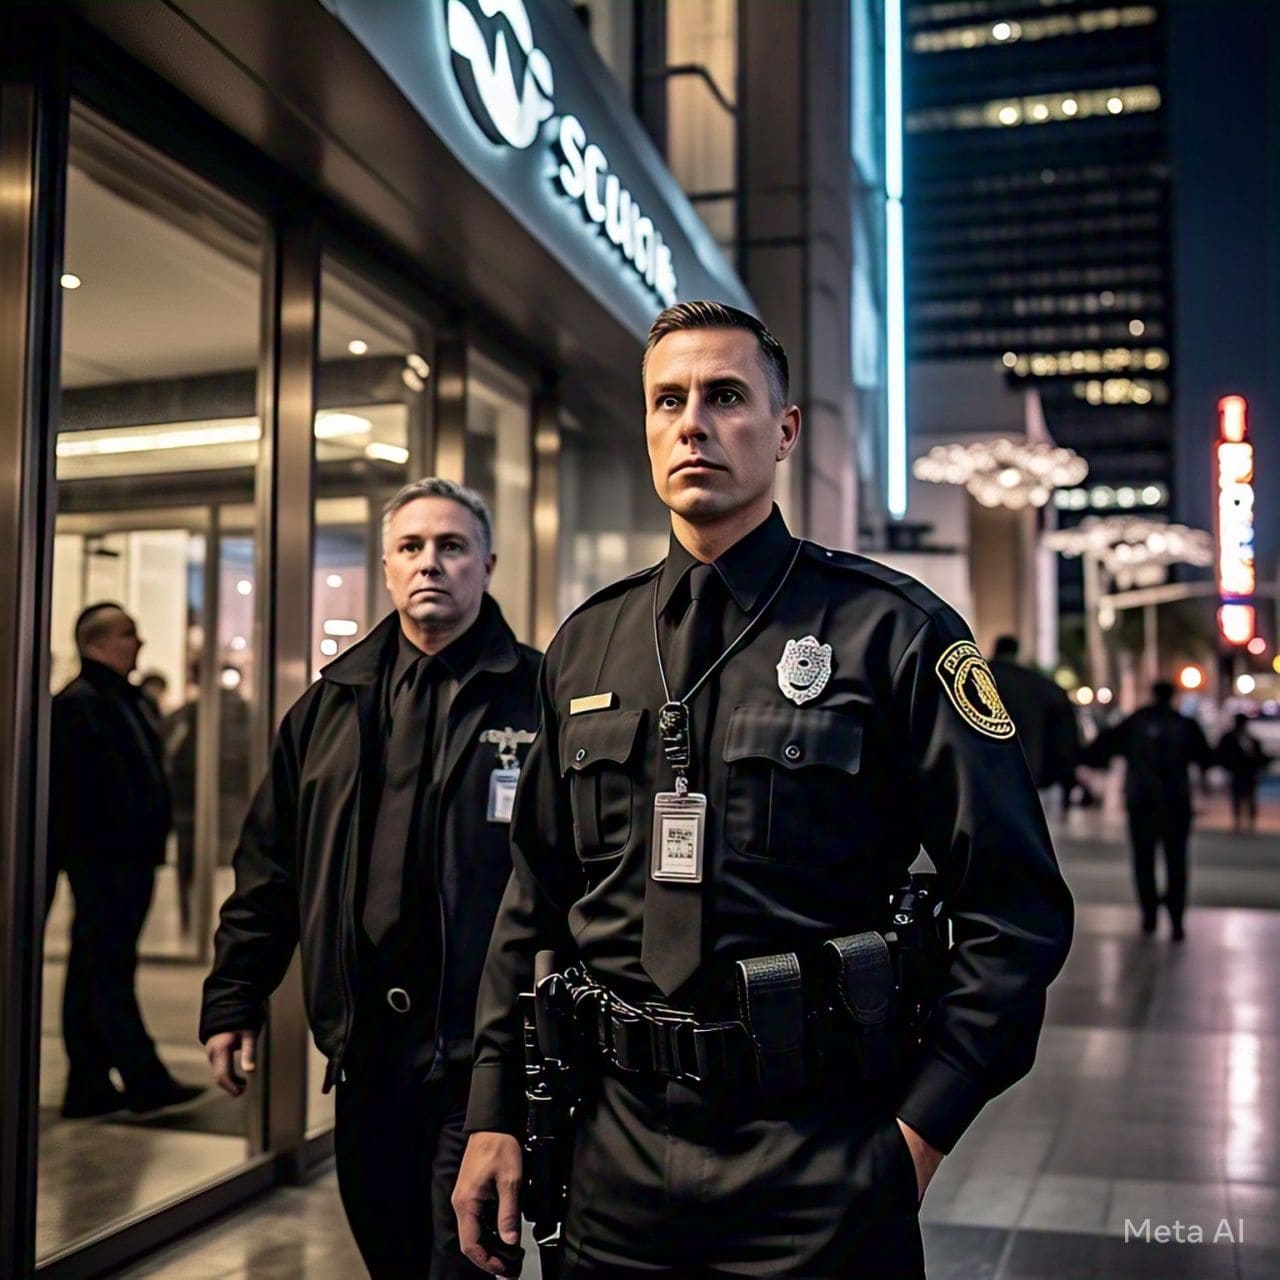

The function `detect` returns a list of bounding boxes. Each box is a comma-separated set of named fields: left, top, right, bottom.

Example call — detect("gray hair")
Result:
left=380, top=477, right=493, bottom=554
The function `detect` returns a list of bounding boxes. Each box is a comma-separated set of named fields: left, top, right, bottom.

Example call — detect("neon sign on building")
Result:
left=1214, top=395, right=1256, bottom=645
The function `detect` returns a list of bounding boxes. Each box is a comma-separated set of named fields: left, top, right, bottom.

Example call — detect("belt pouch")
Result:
left=734, top=952, right=806, bottom=1098
left=823, top=931, right=895, bottom=1081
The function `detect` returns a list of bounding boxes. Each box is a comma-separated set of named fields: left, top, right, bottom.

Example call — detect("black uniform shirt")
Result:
left=467, top=509, right=1074, bottom=1152
left=357, top=622, right=474, bottom=961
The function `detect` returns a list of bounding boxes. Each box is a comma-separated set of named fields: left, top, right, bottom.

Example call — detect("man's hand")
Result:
left=453, top=1131, right=525, bottom=1276
left=206, top=1030, right=257, bottom=1097
left=897, top=1118, right=944, bottom=1203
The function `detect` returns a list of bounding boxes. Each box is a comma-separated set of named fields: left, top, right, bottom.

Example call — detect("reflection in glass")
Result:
left=39, top=107, right=265, bottom=1258
left=306, top=259, right=427, bottom=1134
left=465, top=352, right=532, bottom=640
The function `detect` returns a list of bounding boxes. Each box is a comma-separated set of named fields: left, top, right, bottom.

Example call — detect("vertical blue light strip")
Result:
left=884, top=0, right=907, bottom=518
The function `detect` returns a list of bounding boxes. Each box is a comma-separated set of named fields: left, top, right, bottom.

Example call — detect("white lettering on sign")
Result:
left=555, top=115, right=677, bottom=305
left=446, top=0, right=679, bottom=306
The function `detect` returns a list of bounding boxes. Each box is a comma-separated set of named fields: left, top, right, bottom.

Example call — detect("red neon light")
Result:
left=1219, top=603, right=1256, bottom=647
left=1219, top=395, right=1248, bottom=443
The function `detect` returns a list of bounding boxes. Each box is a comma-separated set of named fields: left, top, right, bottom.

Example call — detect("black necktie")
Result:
left=363, top=657, right=437, bottom=947
left=642, top=562, right=723, bottom=997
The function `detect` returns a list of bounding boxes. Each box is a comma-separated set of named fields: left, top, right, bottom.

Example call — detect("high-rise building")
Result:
left=904, top=1, right=1175, bottom=612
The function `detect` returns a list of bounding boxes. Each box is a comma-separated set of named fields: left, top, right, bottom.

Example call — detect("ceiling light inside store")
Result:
left=320, top=638, right=339, bottom=657
left=314, top=413, right=372, bottom=439
left=229, top=635, right=247, bottom=651
left=60, top=273, right=82, bottom=289
left=326, top=574, right=343, bottom=589
left=365, top=442, right=410, bottom=465
left=236, top=580, right=253, bottom=596
left=323, top=618, right=359, bottom=637
left=405, top=353, right=430, bottom=378
left=56, top=419, right=261, bottom=457
left=221, top=668, right=242, bottom=690
left=347, top=339, right=369, bottom=355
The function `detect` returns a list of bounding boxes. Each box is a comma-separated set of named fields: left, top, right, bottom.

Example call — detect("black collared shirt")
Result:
left=358, top=616, right=483, bottom=962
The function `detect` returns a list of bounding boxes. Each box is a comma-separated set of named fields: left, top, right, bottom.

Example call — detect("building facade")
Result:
left=0, top=2, right=751, bottom=1273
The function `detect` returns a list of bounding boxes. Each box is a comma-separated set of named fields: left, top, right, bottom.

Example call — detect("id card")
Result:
left=650, top=791, right=707, bottom=883
left=487, top=767, right=520, bottom=823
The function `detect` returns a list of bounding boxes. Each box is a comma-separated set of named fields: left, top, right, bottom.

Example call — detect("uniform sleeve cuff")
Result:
left=896, top=1055, right=989, bottom=1154
left=198, top=1004, right=265, bottom=1044
left=464, top=1061, right=525, bottom=1136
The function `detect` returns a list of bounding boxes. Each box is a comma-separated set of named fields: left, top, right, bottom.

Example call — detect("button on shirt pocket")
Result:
left=723, top=705, right=864, bottom=863
left=559, top=709, right=644, bottom=861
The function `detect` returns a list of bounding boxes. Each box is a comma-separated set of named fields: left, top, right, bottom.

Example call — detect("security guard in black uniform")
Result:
left=202, top=479, right=540, bottom=1279
left=453, top=304, right=1074, bottom=1278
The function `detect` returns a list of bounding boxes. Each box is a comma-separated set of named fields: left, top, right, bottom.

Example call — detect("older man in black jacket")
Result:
left=201, top=478, right=540, bottom=1279
left=51, top=603, right=203, bottom=1117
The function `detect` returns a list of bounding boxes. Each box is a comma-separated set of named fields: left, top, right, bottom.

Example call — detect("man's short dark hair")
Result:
left=642, top=301, right=790, bottom=412
left=1152, top=680, right=1175, bottom=705
left=74, top=601, right=127, bottom=655
left=993, top=635, right=1020, bottom=660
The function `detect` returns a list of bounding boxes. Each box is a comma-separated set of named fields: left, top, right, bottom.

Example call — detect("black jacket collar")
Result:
left=321, top=594, right=519, bottom=689
left=657, top=504, right=795, bottom=616
left=79, top=657, right=138, bottom=693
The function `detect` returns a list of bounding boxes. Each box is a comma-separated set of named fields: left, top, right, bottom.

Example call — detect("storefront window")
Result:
left=306, top=258, right=428, bottom=1133
left=39, top=107, right=267, bottom=1258
left=465, top=352, right=532, bottom=640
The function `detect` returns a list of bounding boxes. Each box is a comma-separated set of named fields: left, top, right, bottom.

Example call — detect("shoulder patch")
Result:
left=935, top=641, right=1015, bottom=740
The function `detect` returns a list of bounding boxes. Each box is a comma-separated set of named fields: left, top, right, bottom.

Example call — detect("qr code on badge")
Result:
left=663, top=816, right=696, bottom=863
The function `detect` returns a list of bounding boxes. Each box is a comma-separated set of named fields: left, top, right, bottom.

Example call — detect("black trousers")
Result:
left=1128, top=806, right=1190, bottom=927
left=560, top=1073, right=925, bottom=1279
left=334, top=1014, right=473, bottom=1280
left=62, top=860, right=167, bottom=1095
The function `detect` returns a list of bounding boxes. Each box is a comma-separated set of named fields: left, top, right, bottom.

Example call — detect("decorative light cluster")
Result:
left=1054, top=483, right=1167, bottom=511
left=1044, top=516, right=1213, bottom=589
left=1073, top=378, right=1168, bottom=406
left=913, top=438, right=1088, bottom=509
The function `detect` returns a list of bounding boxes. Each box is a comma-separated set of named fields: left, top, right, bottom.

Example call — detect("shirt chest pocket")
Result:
left=723, top=705, right=864, bottom=863
left=559, top=709, right=645, bottom=861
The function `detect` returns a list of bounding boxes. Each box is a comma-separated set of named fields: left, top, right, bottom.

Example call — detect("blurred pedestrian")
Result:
left=1215, top=712, right=1270, bottom=833
left=1085, top=680, right=1213, bottom=941
left=136, top=670, right=168, bottom=733
left=201, top=480, right=540, bottom=1279
left=50, top=603, right=205, bottom=1116
left=988, top=635, right=1080, bottom=808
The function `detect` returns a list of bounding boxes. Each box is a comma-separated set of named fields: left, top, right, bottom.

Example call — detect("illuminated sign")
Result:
left=446, top=0, right=677, bottom=305
left=1214, top=395, right=1256, bottom=645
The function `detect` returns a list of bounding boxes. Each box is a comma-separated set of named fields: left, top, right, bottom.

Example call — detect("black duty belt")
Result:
left=564, top=971, right=753, bottom=1085
left=559, top=931, right=902, bottom=1097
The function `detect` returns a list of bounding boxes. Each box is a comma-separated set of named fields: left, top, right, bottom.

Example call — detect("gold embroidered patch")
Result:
left=934, top=641, right=1015, bottom=740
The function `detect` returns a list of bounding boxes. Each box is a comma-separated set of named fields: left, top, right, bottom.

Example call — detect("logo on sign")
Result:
left=444, top=0, right=678, bottom=305
left=446, top=0, right=554, bottom=149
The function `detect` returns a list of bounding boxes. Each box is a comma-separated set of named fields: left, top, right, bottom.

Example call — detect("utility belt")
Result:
left=554, top=930, right=910, bottom=1099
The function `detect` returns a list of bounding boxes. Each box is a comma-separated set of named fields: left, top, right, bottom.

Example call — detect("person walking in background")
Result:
left=1085, top=680, right=1213, bottom=941
left=202, top=479, right=540, bottom=1279
left=1216, top=712, right=1270, bottom=833
left=50, top=603, right=205, bottom=1117
left=988, top=634, right=1080, bottom=808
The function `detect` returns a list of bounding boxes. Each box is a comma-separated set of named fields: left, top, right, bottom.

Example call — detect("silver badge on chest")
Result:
left=776, top=635, right=833, bottom=705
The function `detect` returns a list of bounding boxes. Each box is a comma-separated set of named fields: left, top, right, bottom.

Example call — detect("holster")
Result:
left=822, top=931, right=896, bottom=1082
left=734, top=952, right=807, bottom=1099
